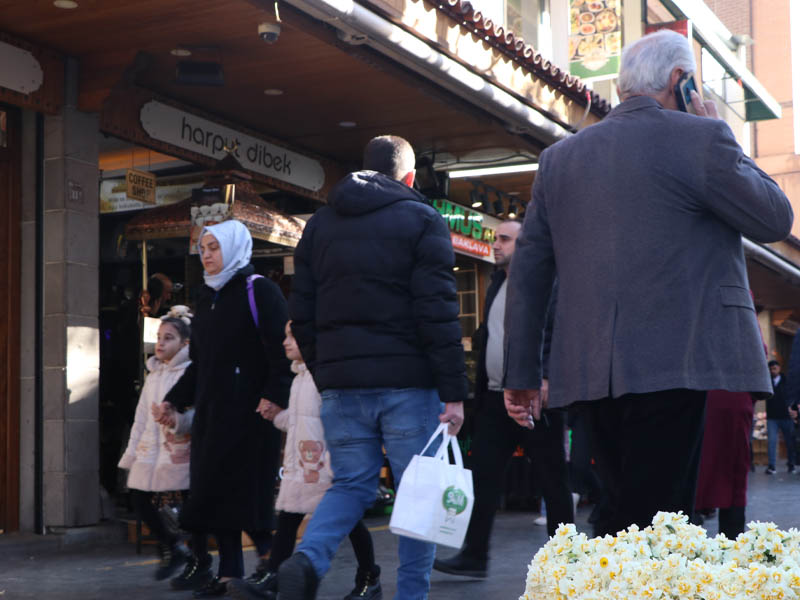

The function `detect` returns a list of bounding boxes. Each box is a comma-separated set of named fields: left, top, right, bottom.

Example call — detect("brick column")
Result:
left=42, top=59, right=100, bottom=527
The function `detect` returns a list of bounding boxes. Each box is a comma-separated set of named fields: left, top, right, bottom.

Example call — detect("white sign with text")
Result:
left=140, top=101, right=325, bottom=192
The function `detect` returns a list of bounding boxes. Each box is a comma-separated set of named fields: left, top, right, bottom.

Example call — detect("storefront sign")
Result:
left=140, top=101, right=325, bottom=192
left=568, top=0, right=622, bottom=80
left=451, top=233, right=492, bottom=259
left=432, top=199, right=499, bottom=263
left=125, top=169, right=156, bottom=204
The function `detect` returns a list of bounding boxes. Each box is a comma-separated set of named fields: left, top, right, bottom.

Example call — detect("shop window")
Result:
left=701, top=48, right=746, bottom=121
left=470, top=0, right=548, bottom=53
left=792, top=0, right=800, bottom=155
left=455, top=259, right=479, bottom=339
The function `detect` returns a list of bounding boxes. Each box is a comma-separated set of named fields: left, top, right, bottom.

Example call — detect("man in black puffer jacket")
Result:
left=280, top=135, right=467, bottom=600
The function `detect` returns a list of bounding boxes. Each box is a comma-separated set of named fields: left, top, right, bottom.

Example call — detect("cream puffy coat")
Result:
left=118, top=345, right=195, bottom=492
left=274, top=361, right=333, bottom=514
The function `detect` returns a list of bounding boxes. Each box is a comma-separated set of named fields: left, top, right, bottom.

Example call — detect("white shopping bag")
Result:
left=389, top=423, right=474, bottom=548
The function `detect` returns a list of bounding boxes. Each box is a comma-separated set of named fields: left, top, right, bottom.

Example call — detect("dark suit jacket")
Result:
left=474, top=271, right=556, bottom=401
left=767, top=374, right=791, bottom=419
left=503, top=96, right=793, bottom=407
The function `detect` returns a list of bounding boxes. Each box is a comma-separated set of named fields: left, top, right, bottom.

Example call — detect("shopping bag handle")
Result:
left=419, top=422, right=465, bottom=469
left=419, top=422, right=449, bottom=457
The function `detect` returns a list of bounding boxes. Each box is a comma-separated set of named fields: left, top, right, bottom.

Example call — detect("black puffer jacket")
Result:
left=290, top=171, right=467, bottom=403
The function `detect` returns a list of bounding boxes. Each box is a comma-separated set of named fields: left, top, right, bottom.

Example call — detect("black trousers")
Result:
left=267, top=511, right=376, bottom=573
left=215, top=529, right=272, bottom=578
left=582, top=389, right=706, bottom=537
left=463, top=390, right=573, bottom=559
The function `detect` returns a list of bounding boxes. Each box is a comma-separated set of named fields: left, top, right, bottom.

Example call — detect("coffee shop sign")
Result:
left=140, top=101, right=325, bottom=192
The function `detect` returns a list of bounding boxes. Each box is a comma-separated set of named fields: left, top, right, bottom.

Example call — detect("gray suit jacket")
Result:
left=503, top=96, right=793, bottom=407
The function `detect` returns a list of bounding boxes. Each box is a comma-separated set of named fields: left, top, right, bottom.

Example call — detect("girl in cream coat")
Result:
left=118, top=307, right=196, bottom=581
left=234, top=322, right=382, bottom=599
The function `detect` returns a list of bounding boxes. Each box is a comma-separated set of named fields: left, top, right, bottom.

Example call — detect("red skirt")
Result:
left=694, top=390, right=753, bottom=510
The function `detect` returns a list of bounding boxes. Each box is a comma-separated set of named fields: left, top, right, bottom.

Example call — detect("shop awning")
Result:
left=661, top=0, right=781, bottom=121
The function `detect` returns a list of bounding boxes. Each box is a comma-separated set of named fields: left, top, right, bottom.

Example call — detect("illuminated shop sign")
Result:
left=432, top=199, right=499, bottom=263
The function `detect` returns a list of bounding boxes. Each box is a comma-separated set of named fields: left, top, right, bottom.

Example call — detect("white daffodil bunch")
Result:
left=521, top=512, right=800, bottom=600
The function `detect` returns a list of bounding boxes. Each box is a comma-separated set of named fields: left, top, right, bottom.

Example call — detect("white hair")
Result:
left=618, top=30, right=696, bottom=99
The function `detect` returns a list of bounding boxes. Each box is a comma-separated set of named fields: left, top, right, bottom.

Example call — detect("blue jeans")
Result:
left=295, top=387, right=443, bottom=600
left=767, top=418, right=796, bottom=468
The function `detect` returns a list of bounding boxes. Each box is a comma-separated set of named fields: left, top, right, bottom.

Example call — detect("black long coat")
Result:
left=166, top=265, right=292, bottom=532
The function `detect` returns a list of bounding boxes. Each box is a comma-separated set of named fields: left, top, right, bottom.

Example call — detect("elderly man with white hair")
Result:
left=503, top=30, right=792, bottom=536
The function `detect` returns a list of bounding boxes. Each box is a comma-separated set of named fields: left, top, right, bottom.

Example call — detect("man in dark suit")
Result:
left=433, top=220, right=573, bottom=578
left=766, top=360, right=794, bottom=474
left=503, top=30, right=793, bottom=537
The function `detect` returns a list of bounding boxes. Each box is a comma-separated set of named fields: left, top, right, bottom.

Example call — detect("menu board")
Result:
left=568, top=0, right=623, bottom=80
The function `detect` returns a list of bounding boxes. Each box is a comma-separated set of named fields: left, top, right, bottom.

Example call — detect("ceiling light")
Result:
left=53, top=0, right=78, bottom=7
left=171, top=48, right=192, bottom=57
left=453, top=266, right=460, bottom=271
left=263, top=88, right=284, bottom=96
left=448, top=163, right=539, bottom=179
left=338, top=121, right=357, bottom=128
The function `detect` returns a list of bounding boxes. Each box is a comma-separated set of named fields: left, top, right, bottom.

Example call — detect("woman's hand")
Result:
left=256, top=398, right=282, bottom=421
left=152, top=401, right=176, bottom=427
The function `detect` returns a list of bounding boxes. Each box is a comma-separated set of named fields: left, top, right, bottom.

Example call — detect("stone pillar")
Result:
left=42, top=59, right=100, bottom=527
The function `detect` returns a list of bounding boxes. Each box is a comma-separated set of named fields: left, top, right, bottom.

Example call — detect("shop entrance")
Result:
left=0, top=105, right=21, bottom=533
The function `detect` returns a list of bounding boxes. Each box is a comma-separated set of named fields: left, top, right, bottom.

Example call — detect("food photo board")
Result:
left=568, top=0, right=623, bottom=80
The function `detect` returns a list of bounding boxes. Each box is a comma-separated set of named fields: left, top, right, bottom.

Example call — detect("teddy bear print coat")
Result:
left=118, top=345, right=195, bottom=492
left=273, top=360, right=334, bottom=514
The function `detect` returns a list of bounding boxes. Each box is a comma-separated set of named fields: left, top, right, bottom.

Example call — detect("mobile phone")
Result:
left=674, top=72, right=699, bottom=114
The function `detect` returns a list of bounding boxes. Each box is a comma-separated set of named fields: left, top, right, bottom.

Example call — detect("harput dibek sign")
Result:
left=139, top=100, right=325, bottom=192
left=432, top=199, right=498, bottom=263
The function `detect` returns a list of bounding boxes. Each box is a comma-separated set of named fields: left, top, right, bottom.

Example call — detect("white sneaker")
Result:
left=533, top=515, right=547, bottom=526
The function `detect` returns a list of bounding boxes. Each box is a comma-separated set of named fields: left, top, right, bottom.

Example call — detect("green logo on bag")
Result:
left=442, top=486, right=468, bottom=515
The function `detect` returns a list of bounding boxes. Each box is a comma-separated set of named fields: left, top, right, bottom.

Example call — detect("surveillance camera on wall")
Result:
left=258, top=22, right=281, bottom=44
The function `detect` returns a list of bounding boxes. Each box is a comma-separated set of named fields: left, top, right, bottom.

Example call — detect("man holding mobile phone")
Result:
left=503, top=30, right=792, bottom=537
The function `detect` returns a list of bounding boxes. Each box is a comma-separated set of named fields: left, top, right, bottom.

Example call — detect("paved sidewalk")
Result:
left=2, top=470, right=799, bottom=599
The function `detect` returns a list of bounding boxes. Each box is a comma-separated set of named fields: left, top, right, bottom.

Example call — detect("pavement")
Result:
left=2, top=469, right=800, bottom=600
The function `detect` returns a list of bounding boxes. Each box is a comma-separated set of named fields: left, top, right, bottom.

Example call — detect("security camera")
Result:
left=258, top=22, right=281, bottom=44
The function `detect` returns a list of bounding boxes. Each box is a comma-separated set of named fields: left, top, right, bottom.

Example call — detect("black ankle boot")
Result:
left=171, top=553, right=214, bottom=591
left=155, top=541, right=189, bottom=581
left=432, top=551, right=488, bottom=578
left=193, top=576, right=229, bottom=598
left=343, top=565, right=382, bottom=599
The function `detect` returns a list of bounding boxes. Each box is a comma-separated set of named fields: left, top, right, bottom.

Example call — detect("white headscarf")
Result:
left=200, top=220, right=253, bottom=291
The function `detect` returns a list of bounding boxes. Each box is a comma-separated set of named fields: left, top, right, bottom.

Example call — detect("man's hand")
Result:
left=256, top=398, right=282, bottom=421
left=689, top=90, right=720, bottom=120
left=504, top=389, right=542, bottom=429
left=439, top=401, right=464, bottom=436
left=790, top=407, right=798, bottom=423
left=152, top=401, right=176, bottom=427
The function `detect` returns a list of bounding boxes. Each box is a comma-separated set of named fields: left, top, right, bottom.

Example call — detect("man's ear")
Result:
left=401, top=170, right=415, bottom=188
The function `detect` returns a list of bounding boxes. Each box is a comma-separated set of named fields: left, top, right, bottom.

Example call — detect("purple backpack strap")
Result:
left=247, top=274, right=265, bottom=328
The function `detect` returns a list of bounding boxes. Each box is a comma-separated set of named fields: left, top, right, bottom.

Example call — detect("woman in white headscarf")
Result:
left=161, top=220, right=292, bottom=597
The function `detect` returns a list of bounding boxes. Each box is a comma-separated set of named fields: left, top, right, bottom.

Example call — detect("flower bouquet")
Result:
left=521, top=511, right=800, bottom=600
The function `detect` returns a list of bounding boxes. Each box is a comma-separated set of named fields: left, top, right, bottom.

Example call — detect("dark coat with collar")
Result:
left=767, top=374, right=791, bottom=419
left=504, top=96, right=793, bottom=407
left=289, top=171, right=467, bottom=403
left=473, top=270, right=556, bottom=404
left=165, top=266, right=292, bottom=531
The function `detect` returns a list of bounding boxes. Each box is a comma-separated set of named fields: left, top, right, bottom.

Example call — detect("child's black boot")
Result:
left=155, top=541, right=189, bottom=580
left=170, top=552, right=213, bottom=591
left=343, top=565, right=382, bottom=600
